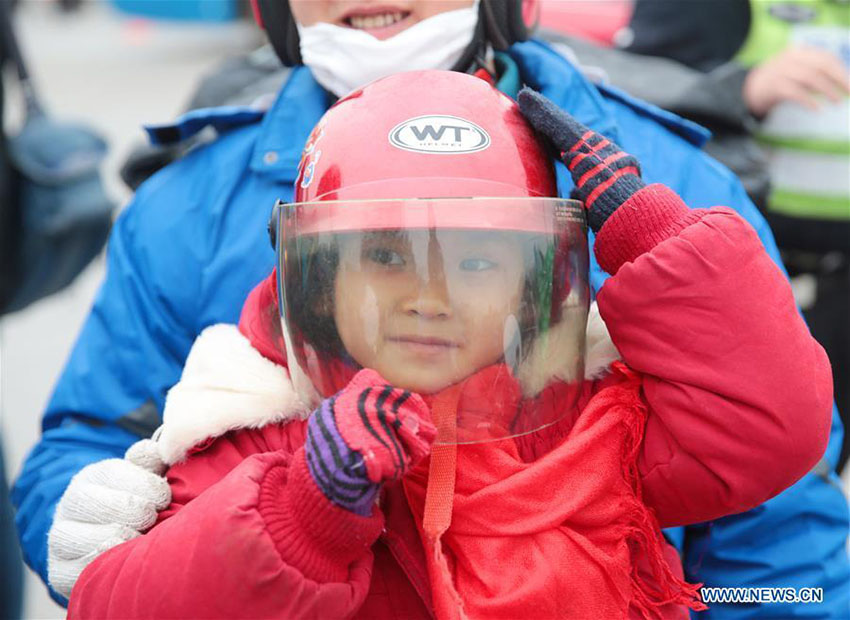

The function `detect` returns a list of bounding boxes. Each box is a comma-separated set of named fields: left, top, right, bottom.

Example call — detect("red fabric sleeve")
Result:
left=593, top=184, right=706, bottom=275
left=68, top=425, right=384, bottom=618
left=595, top=201, right=832, bottom=527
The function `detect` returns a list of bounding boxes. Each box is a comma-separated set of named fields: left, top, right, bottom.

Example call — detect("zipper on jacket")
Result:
left=380, top=528, right=435, bottom=618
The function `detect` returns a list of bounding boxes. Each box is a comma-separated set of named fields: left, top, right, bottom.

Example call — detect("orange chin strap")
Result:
left=421, top=383, right=466, bottom=620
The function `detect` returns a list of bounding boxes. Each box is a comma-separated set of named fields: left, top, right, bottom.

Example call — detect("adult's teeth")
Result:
left=350, top=12, right=404, bottom=29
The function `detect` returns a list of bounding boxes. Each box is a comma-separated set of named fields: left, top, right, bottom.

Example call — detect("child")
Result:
left=67, top=71, right=831, bottom=619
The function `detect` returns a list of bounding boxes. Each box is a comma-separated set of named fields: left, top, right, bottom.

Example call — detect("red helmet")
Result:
left=297, top=70, right=554, bottom=201
left=291, top=69, right=557, bottom=233
left=274, top=70, right=588, bottom=443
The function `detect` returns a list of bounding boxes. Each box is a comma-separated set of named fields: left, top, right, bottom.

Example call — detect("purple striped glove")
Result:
left=517, top=87, right=646, bottom=233
left=304, top=369, right=436, bottom=516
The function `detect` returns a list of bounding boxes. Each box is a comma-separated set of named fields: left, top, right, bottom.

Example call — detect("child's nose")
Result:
left=401, top=274, right=453, bottom=319
left=401, top=230, right=454, bottom=318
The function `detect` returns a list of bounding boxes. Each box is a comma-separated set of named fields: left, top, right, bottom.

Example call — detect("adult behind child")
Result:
left=13, top=1, right=849, bottom=616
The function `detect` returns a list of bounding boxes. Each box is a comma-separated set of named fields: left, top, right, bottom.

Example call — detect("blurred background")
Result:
left=0, top=1, right=257, bottom=616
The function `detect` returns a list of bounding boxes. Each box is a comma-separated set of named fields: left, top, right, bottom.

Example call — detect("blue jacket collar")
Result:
left=509, top=39, right=708, bottom=147
left=150, top=39, right=704, bottom=186
left=248, top=39, right=680, bottom=184
left=493, top=52, right=521, bottom=99
left=249, top=42, right=620, bottom=184
left=249, top=66, right=329, bottom=181
left=509, top=40, right=621, bottom=144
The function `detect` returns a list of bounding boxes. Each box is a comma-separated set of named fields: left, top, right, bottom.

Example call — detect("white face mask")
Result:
left=297, top=1, right=481, bottom=98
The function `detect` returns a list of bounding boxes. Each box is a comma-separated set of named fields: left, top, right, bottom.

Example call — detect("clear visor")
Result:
left=277, top=198, right=589, bottom=444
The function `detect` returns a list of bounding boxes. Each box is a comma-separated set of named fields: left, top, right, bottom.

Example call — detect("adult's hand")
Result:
left=47, top=438, right=170, bottom=598
left=743, top=45, right=850, bottom=118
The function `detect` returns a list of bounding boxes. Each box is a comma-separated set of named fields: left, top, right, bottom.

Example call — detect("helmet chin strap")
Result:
left=470, top=46, right=498, bottom=84
left=420, top=383, right=467, bottom=620
left=451, top=16, right=492, bottom=76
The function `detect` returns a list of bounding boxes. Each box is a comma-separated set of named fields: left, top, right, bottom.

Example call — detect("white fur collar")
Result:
left=157, top=304, right=619, bottom=465
left=157, top=324, right=311, bottom=465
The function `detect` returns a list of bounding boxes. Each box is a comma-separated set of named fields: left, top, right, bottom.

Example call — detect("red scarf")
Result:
left=403, top=363, right=703, bottom=619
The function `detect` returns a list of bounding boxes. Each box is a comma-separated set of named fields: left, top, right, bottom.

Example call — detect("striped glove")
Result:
left=517, top=87, right=646, bottom=233
left=304, top=369, right=436, bottom=516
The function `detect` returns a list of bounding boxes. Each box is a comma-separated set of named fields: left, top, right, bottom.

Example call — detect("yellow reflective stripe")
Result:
left=758, top=133, right=850, bottom=154
left=769, top=189, right=850, bottom=219
left=736, top=1, right=850, bottom=66
left=737, top=2, right=792, bottom=66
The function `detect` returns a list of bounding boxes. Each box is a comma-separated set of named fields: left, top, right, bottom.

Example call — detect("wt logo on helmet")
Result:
left=389, top=115, right=490, bottom=154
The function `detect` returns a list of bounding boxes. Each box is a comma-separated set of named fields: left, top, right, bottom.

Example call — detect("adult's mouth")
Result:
left=341, top=6, right=413, bottom=40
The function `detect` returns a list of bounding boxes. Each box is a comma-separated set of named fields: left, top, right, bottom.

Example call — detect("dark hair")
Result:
left=281, top=235, right=346, bottom=357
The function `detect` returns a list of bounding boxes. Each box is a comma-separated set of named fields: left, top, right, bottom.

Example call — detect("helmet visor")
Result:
left=277, top=198, right=589, bottom=444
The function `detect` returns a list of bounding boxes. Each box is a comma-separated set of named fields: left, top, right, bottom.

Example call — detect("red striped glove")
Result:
left=517, top=88, right=645, bottom=233
left=304, top=369, right=436, bottom=516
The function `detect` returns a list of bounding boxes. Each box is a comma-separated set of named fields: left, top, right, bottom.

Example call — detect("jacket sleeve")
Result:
left=68, top=425, right=383, bottom=619
left=9, top=149, right=248, bottom=600
left=583, top=72, right=847, bottom=617
left=593, top=185, right=832, bottom=528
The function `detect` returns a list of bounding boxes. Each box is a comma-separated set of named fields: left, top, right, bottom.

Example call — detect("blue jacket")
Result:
left=13, top=40, right=849, bottom=617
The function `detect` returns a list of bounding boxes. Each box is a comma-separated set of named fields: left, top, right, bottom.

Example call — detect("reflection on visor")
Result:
left=279, top=198, right=589, bottom=444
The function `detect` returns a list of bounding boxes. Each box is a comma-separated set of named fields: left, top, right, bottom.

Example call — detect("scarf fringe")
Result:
left=428, top=534, right=468, bottom=620
left=616, top=365, right=707, bottom=618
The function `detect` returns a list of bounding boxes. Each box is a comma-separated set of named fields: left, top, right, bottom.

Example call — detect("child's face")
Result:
left=334, top=229, right=526, bottom=394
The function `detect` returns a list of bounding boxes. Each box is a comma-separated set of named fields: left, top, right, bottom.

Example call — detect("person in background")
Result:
left=12, top=1, right=849, bottom=618
left=624, top=0, right=850, bottom=475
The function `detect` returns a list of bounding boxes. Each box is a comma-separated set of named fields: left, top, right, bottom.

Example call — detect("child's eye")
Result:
left=460, top=258, right=497, bottom=272
left=366, top=247, right=406, bottom=267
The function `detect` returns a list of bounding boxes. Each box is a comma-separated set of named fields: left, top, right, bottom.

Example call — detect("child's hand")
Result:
left=517, top=88, right=646, bottom=233
left=304, top=369, right=436, bottom=516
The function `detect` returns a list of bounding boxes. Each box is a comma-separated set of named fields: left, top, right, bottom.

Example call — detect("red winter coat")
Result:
left=68, top=186, right=832, bottom=619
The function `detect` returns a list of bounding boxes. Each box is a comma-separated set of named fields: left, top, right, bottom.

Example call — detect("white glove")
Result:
left=47, top=438, right=170, bottom=598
